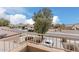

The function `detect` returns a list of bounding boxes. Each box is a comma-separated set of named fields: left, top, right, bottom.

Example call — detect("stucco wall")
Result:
left=26, top=46, right=47, bottom=52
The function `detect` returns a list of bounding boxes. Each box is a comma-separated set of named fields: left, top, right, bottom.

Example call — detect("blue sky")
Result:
left=51, top=7, right=79, bottom=24
left=0, top=7, right=79, bottom=24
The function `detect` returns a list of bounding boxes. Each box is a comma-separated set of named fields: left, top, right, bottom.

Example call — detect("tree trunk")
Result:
left=41, top=35, right=44, bottom=40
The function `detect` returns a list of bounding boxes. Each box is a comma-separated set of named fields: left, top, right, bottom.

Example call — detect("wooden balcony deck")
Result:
left=11, top=41, right=65, bottom=52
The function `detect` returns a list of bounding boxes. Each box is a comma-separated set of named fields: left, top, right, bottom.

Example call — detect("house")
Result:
left=65, top=24, right=73, bottom=30
left=23, top=24, right=34, bottom=32
left=72, top=23, right=79, bottom=30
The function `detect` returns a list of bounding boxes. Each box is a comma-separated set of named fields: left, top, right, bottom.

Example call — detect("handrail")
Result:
left=0, top=33, right=21, bottom=41
left=1, top=27, right=79, bottom=41
left=23, top=32, right=79, bottom=41
left=0, top=31, right=79, bottom=41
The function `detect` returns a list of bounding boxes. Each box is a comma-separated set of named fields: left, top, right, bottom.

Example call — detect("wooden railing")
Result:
left=0, top=33, right=21, bottom=52
left=21, top=32, right=79, bottom=52
left=0, top=32, right=79, bottom=52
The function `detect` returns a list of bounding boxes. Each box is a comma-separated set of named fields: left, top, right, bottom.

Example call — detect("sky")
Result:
left=0, top=7, right=79, bottom=25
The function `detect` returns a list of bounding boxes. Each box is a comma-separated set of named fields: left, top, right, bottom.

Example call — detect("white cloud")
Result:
left=5, top=7, right=26, bottom=15
left=0, top=8, right=6, bottom=14
left=0, top=8, right=34, bottom=25
left=0, top=8, right=7, bottom=19
left=24, top=18, right=34, bottom=25
left=0, top=8, right=10, bottom=20
left=53, top=16, right=61, bottom=25
left=9, top=14, right=26, bottom=24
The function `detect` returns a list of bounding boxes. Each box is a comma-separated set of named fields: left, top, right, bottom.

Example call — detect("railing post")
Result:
left=60, top=38, right=61, bottom=48
left=56, top=38, right=57, bottom=48
left=13, top=40, right=14, bottom=49
left=4, top=40, right=5, bottom=52
left=74, top=40, right=76, bottom=52
left=69, top=39, right=70, bottom=51
left=9, top=41, right=10, bottom=52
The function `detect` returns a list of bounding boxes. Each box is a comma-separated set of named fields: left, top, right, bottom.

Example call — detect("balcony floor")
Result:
left=11, top=41, right=65, bottom=52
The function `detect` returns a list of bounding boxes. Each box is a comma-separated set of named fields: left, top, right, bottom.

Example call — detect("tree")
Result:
left=53, top=24, right=65, bottom=31
left=59, top=24, right=65, bottom=31
left=53, top=24, right=60, bottom=29
left=33, top=8, right=53, bottom=40
left=0, top=18, right=10, bottom=26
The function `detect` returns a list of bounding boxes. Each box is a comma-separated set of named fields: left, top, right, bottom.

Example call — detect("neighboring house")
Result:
left=23, top=24, right=34, bottom=32
left=65, top=24, right=73, bottom=30
left=72, top=24, right=79, bottom=30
